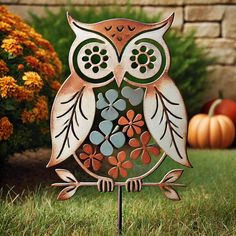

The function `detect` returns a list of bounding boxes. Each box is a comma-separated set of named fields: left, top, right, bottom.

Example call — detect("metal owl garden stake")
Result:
left=47, top=12, right=191, bottom=234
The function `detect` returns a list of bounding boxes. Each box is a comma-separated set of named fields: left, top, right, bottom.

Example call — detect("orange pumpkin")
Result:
left=188, top=100, right=235, bottom=148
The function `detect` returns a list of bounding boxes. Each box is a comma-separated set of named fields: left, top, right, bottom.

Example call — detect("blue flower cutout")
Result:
left=89, top=120, right=125, bottom=156
left=121, top=86, right=144, bottom=106
left=97, top=89, right=126, bottom=120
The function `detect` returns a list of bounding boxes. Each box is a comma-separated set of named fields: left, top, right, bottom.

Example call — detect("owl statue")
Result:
left=47, top=13, right=191, bottom=195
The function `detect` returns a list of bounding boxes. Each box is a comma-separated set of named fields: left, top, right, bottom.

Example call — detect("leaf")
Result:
left=160, top=169, right=183, bottom=183
left=144, top=75, right=191, bottom=167
left=161, top=186, right=180, bottom=201
left=54, top=89, right=84, bottom=158
left=8, top=54, right=16, bottom=59
left=4, top=100, right=16, bottom=111
left=57, top=186, right=78, bottom=200
left=47, top=75, right=96, bottom=167
left=55, top=169, right=77, bottom=183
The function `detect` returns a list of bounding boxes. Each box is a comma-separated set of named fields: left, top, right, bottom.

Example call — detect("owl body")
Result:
left=48, top=14, right=191, bottom=186
left=73, top=81, right=162, bottom=181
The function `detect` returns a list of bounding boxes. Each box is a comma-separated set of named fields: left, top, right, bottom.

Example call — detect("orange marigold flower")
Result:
left=0, top=21, right=11, bottom=32
left=21, top=96, right=48, bottom=123
left=129, top=131, right=160, bottom=164
left=10, top=30, right=28, bottom=42
left=35, top=48, right=48, bottom=61
left=0, top=117, right=13, bottom=141
left=1, top=38, right=23, bottom=56
left=50, top=80, right=61, bottom=91
left=21, top=110, right=36, bottom=123
left=0, top=6, right=8, bottom=14
left=108, top=151, right=133, bottom=179
left=0, top=15, right=15, bottom=26
left=34, top=96, right=48, bottom=121
left=0, top=76, right=17, bottom=98
left=18, top=64, right=24, bottom=70
left=23, top=40, right=38, bottom=52
left=6, top=12, right=21, bottom=23
left=24, top=55, right=40, bottom=68
left=36, top=38, right=54, bottom=52
left=40, top=63, right=56, bottom=79
left=118, top=110, right=144, bottom=137
left=79, top=144, right=104, bottom=171
left=14, top=86, right=34, bottom=102
left=22, top=71, right=43, bottom=92
left=0, top=5, right=61, bottom=150
left=0, top=6, right=20, bottom=26
left=18, top=21, right=31, bottom=32
left=28, top=28, right=42, bottom=40
left=0, top=59, right=9, bottom=76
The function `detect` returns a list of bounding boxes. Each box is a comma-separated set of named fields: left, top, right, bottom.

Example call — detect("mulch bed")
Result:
left=0, top=148, right=89, bottom=195
left=0, top=149, right=55, bottom=194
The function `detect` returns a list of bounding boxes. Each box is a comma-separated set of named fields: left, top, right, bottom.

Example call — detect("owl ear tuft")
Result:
left=153, top=12, right=174, bottom=36
left=67, top=12, right=83, bottom=35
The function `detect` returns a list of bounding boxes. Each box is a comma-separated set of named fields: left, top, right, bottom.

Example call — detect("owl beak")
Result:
left=114, top=64, right=125, bottom=87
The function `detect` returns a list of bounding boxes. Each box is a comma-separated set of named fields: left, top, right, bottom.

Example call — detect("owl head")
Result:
left=67, top=13, right=174, bottom=87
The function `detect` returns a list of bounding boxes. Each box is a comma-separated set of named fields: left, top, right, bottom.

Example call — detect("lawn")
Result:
left=0, top=150, right=236, bottom=235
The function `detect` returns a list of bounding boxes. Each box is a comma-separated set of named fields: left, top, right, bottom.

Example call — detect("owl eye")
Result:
left=73, top=39, right=114, bottom=83
left=82, top=46, right=109, bottom=73
left=125, top=39, right=166, bottom=84
left=129, top=46, right=156, bottom=73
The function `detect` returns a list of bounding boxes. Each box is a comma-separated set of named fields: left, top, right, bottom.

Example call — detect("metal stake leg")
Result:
left=117, top=185, right=122, bottom=235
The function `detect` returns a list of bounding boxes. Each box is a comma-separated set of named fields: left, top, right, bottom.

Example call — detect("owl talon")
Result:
left=125, top=178, right=142, bottom=192
left=97, top=178, right=114, bottom=192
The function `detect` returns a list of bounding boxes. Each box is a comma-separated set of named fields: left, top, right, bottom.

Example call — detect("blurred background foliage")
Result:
left=30, top=6, right=213, bottom=117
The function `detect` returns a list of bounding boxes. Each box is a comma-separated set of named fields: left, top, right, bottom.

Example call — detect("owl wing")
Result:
left=47, top=74, right=95, bottom=167
left=143, top=74, right=191, bottom=167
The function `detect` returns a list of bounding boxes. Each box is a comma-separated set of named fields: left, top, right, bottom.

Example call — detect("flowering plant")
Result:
left=0, top=6, right=62, bottom=161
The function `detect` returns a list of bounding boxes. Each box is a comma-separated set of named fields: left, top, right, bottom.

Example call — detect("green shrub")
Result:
left=30, top=6, right=213, bottom=116
left=0, top=6, right=62, bottom=162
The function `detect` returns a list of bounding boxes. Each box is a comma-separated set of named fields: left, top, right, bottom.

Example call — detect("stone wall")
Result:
left=2, top=0, right=236, bottom=102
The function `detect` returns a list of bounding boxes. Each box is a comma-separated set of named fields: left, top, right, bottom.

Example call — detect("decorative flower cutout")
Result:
left=108, top=151, right=133, bottom=179
left=89, top=120, right=125, bottom=156
left=79, top=144, right=103, bottom=171
left=97, top=89, right=126, bottom=120
left=118, top=110, right=144, bottom=137
left=130, top=45, right=156, bottom=73
left=82, top=46, right=108, bottom=73
left=129, top=131, right=160, bottom=164
left=121, top=86, right=144, bottom=106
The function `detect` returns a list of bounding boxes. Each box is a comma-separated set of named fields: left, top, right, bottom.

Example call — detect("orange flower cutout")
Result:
left=108, top=151, right=133, bottom=179
left=129, top=131, right=160, bottom=164
left=79, top=144, right=103, bottom=171
left=118, top=110, right=144, bottom=137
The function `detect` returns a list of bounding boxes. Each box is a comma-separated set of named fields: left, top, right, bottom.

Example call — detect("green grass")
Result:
left=1, top=150, right=236, bottom=235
